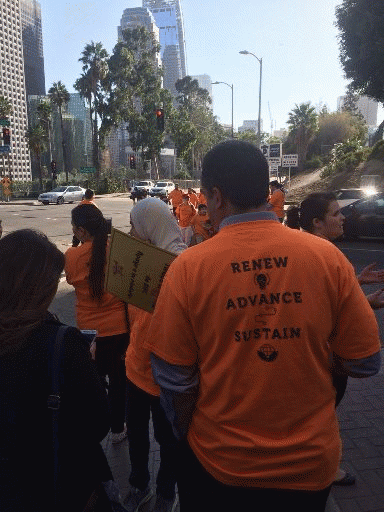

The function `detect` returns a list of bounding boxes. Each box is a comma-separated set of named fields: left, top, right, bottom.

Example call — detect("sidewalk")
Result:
left=101, top=351, right=384, bottom=512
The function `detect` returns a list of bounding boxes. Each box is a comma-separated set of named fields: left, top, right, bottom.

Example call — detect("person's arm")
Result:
left=331, top=351, right=381, bottom=378
left=367, top=288, right=384, bottom=310
left=151, top=354, right=199, bottom=440
left=357, top=263, right=384, bottom=285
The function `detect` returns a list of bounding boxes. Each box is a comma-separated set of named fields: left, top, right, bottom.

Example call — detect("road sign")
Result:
left=261, top=145, right=269, bottom=157
left=0, top=145, right=11, bottom=153
left=282, top=154, right=298, bottom=167
left=80, top=166, right=96, bottom=173
left=0, top=119, right=10, bottom=126
left=269, top=143, right=282, bottom=158
left=268, top=157, right=281, bottom=165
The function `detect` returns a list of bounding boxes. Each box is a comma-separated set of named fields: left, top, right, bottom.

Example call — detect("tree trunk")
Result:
left=59, top=106, right=68, bottom=182
left=37, top=149, right=43, bottom=190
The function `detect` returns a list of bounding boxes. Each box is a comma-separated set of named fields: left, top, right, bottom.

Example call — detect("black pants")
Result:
left=125, top=379, right=177, bottom=499
left=95, top=333, right=129, bottom=433
left=176, top=441, right=331, bottom=512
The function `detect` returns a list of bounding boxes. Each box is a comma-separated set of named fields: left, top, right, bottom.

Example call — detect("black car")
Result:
left=341, top=193, right=384, bottom=239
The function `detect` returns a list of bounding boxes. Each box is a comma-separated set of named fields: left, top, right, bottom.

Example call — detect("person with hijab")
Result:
left=124, top=198, right=187, bottom=512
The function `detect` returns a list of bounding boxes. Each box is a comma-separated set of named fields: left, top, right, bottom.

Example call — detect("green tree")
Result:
left=287, top=102, right=318, bottom=171
left=0, top=96, right=13, bottom=118
left=336, top=1, right=384, bottom=103
left=48, top=81, right=70, bottom=181
left=238, top=130, right=269, bottom=146
left=36, top=99, right=53, bottom=163
left=105, top=26, right=167, bottom=178
left=74, top=41, right=109, bottom=176
left=26, top=124, right=47, bottom=189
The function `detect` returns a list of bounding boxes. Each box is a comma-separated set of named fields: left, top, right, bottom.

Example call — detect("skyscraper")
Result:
left=0, top=0, right=32, bottom=180
left=143, top=0, right=187, bottom=97
left=20, top=0, right=45, bottom=97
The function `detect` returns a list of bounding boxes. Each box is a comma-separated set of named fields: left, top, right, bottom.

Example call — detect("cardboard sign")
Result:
left=105, top=227, right=176, bottom=313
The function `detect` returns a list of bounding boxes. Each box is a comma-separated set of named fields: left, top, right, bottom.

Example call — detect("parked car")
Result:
left=341, top=193, right=384, bottom=239
left=335, top=188, right=376, bottom=208
left=150, top=181, right=175, bottom=197
left=38, top=186, right=86, bottom=205
left=129, top=180, right=154, bottom=201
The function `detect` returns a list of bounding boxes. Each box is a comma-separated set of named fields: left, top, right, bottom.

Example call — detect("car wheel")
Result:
left=57, top=196, right=64, bottom=205
left=42, top=201, right=49, bottom=205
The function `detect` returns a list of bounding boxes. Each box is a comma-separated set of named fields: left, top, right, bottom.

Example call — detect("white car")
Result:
left=134, top=180, right=155, bottom=194
left=150, top=181, right=175, bottom=197
left=38, top=186, right=86, bottom=205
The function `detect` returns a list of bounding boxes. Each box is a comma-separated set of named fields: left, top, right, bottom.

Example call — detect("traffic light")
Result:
left=129, top=155, right=136, bottom=169
left=51, top=160, right=57, bottom=179
left=155, top=108, right=165, bottom=132
left=2, top=128, right=10, bottom=146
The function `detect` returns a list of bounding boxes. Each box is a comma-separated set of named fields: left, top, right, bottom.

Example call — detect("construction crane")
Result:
left=268, top=102, right=273, bottom=136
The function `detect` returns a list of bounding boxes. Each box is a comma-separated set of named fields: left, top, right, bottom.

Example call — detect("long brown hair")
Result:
left=71, top=203, right=109, bottom=302
left=0, top=229, right=65, bottom=355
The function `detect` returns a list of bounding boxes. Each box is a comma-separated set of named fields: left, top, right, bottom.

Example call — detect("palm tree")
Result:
left=48, top=81, right=70, bottom=181
left=0, top=96, right=13, bottom=118
left=36, top=99, right=53, bottom=164
left=74, top=41, right=109, bottom=177
left=287, top=102, right=318, bottom=171
left=26, top=124, right=47, bottom=190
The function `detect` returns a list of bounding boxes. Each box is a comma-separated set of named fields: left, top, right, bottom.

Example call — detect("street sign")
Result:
left=268, top=157, right=281, bottom=165
left=282, top=154, right=298, bottom=167
left=269, top=143, right=282, bottom=158
left=261, top=145, right=269, bottom=157
left=80, top=166, right=96, bottom=173
left=0, top=145, right=11, bottom=153
left=0, top=119, right=10, bottom=126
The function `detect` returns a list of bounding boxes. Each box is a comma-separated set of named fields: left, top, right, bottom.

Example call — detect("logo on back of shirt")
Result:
left=257, top=344, right=278, bottom=362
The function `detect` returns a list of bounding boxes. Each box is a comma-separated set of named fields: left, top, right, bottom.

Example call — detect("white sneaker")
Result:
left=111, top=424, right=127, bottom=444
left=123, top=487, right=154, bottom=512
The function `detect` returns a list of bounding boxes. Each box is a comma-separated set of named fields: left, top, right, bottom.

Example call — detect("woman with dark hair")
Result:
left=65, top=204, right=129, bottom=443
left=286, top=192, right=384, bottom=485
left=0, top=229, right=112, bottom=511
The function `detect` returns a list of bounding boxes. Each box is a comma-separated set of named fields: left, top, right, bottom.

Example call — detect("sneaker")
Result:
left=111, top=424, right=127, bottom=444
left=123, top=487, right=153, bottom=512
left=153, top=494, right=178, bottom=512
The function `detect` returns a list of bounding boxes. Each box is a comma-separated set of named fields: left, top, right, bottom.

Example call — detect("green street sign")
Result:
left=0, top=119, right=10, bottom=126
left=80, top=167, right=96, bottom=173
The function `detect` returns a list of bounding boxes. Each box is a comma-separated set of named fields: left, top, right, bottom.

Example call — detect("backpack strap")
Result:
left=48, top=325, right=69, bottom=510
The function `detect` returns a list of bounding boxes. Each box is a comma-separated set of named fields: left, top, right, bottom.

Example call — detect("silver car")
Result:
left=38, top=186, right=86, bottom=205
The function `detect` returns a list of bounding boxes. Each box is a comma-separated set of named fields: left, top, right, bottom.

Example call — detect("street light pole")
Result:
left=212, top=81, right=234, bottom=138
left=239, top=50, right=262, bottom=140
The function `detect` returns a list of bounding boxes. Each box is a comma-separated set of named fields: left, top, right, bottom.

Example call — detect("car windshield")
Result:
left=137, top=181, right=149, bottom=186
left=51, top=187, right=67, bottom=192
left=155, top=182, right=167, bottom=187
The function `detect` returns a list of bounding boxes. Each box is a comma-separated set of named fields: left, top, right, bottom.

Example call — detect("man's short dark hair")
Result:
left=201, top=139, right=269, bottom=209
left=84, top=188, right=94, bottom=200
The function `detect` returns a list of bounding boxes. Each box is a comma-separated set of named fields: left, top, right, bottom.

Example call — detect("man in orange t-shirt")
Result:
left=144, top=140, right=381, bottom=511
left=268, top=180, right=285, bottom=221
left=175, top=194, right=196, bottom=245
left=197, top=188, right=207, bottom=205
left=187, top=188, right=198, bottom=208
left=189, top=204, right=213, bottom=244
left=167, top=183, right=183, bottom=214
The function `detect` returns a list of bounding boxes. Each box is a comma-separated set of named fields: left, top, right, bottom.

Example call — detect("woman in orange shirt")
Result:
left=124, top=197, right=187, bottom=512
left=268, top=180, right=285, bottom=222
left=65, top=204, right=129, bottom=443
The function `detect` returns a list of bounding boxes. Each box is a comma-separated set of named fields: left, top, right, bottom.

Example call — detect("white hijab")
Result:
left=130, top=197, right=187, bottom=255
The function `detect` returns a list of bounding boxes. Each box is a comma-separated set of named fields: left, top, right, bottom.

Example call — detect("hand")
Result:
left=367, top=288, right=384, bottom=310
left=90, top=340, right=97, bottom=360
left=357, top=263, right=384, bottom=285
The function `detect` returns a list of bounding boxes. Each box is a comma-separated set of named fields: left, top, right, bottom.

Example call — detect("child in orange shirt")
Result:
left=189, top=204, right=213, bottom=245
left=188, top=188, right=198, bottom=208
left=176, top=194, right=196, bottom=245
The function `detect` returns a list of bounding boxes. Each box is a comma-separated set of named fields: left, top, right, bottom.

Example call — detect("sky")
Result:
left=39, top=0, right=383, bottom=133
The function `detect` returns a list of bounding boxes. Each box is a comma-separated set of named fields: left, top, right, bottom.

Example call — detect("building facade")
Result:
left=191, top=74, right=213, bottom=101
left=337, top=95, right=378, bottom=128
left=68, top=93, right=92, bottom=166
left=238, top=119, right=263, bottom=133
left=143, top=0, right=187, bottom=97
left=20, top=0, right=45, bottom=97
left=0, top=0, right=31, bottom=180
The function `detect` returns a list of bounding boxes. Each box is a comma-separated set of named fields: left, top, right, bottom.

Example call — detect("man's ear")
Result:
left=211, top=186, right=225, bottom=210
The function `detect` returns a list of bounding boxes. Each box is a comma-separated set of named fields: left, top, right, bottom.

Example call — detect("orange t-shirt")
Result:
left=125, top=305, right=159, bottom=396
left=144, top=220, right=380, bottom=490
left=176, top=202, right=196, bottom=227
left=190, top=213, right=211, bottom=240
left=188, top=192, right=198, bottom=208
left=197, top=192, right=207, bottom=205
left=268, top=189, right=285, bottom=218
left=65, top=241, right=127, bottom=337
left=168, top=188, right=184, bottom=207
